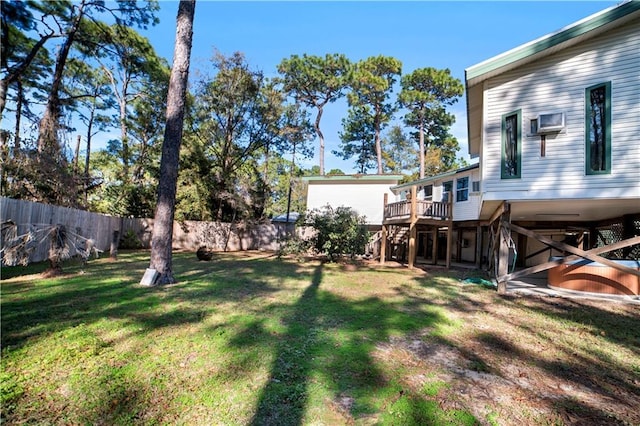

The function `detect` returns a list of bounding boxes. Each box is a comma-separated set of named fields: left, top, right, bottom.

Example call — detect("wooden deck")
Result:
left=380, top=187, right=454, bottom=269
left=383, top=199, right=451, bottom=222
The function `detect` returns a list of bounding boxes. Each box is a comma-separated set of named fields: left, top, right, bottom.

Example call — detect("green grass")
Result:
left=1, top=251, right=639, bottom=425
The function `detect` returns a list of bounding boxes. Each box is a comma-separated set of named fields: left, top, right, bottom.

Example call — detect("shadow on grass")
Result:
left=2, top=253, right=473, bottom=423
left=409, top=272, right=640, bottom=424
left=248, top=263, right=325, bottom=425
left=243, top=263, right=451, bottom=425
left=0, top=252, right=288, bottom=350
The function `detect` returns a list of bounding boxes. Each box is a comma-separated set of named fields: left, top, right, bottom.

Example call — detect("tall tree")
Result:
left=67, top=61, right=115, bottom=206
left=334, top=105, right=376, bottom=174
left=348, top=55, right=402, bottom=174
left=148, top=0, right=195, bottom=286
left=276, top=103, right=314, bottom=221
left=381, top=125, right=417, bottom=175
left=277, top=53, right=351, bottom=175
left=398, top=67, right=463, bottom=178
left=182, top=52, right=284, bottom=222
left=93, top=24, right=164, bottom=183
left=36, top=0, right=158, bottom=160
left=0, top=0, right=56, bottom=119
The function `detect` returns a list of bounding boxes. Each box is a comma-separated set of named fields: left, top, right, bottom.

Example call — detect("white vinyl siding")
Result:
left=452, top=170, right=481, bottom=221
left=306, top=181, right=398, bottom=225
left=481, top=18, right=639, bottom=201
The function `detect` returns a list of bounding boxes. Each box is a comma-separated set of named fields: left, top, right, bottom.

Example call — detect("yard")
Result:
left=1, top=251, right=638, bottom=425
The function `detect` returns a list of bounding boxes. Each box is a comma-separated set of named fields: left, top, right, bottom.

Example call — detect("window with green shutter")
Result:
left=501, top=109, right=521, bottom=179
left=585, top=82, right=611, bottom=175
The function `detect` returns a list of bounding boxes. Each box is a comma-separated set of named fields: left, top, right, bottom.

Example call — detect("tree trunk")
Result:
left=375, top=125, right=382, bottom=175
left=119, top=92, right=130, bottom=180
left=84, top=103, right=95, bottom=207
left=13, top=80, right=23, bottom=155
left=315, top=107, right=324, bottom=175
left=147, top=0, right=195, bottom=286
left=73, top=134, right=81, bottom=175
left=37, top=1, right=85, bottom=156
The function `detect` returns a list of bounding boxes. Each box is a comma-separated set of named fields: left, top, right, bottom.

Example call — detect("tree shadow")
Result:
left=407, top=272, right=640, bottom=424
left=243, top=263, right=450, bottom=425
left=248, top=263, right=324, bottom=425
left=0, top=252, right=287, bottom=350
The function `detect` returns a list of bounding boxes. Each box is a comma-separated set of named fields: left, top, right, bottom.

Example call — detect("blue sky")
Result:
left=143, top=1, right=617, bottom=173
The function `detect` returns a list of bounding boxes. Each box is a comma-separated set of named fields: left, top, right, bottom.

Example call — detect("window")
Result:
left=501, top=110, right=521, bottom=179
left=472, top=180, right=480, bottom=192
left=423, top=184, right=433, bottom=200
left=456, top=177, right=469, bottom=202
left=585, top=82, right=611, bottom=174
left=442, top=180, right=453, bottom=202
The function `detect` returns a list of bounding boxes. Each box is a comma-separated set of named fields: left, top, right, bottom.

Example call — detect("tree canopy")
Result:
left=1, top=2, right=469, bottom=225
left=277, top=53, right=352, bottom=176
left=398, top=67, right=464, bottom=178
left=347, top=55, right=402, bottom=174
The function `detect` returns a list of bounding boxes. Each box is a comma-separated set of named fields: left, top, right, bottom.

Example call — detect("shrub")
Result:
left=303, top=205, right=369, bottom=261
left=119, top=230, right=142, bottom=249
left=276, top=235, right=312, bottom=260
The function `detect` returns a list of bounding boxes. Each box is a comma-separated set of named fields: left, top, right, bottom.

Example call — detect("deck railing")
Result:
left=384, top=199, right=450, bottom=220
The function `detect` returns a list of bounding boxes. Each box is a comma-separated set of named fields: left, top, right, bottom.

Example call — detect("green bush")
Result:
left=276, top=235, right=312, bottom=260
left=303, top=205, right=369, bottom=261
left=119, top=230, right=142, bottom=249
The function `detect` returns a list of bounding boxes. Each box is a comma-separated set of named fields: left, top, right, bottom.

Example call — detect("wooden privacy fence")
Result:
left=1, top=198, right=293, bottom=265
left=122, top=217, right=293, bottom=252
left=1, top=197, right=122, bottom=264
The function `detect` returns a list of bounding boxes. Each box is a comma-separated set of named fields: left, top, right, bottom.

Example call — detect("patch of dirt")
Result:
left=372, top=294, right=640, bottom=426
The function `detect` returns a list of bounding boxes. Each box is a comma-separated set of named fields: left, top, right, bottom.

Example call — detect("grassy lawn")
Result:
left=1, top=251, right=639, bottom=425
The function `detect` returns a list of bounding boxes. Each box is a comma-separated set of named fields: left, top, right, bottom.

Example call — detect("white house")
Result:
left=380, top=1, right=640, bottom=295
left=466, top=0, right=640, bottom=224
left=390, top=164, right=481, bottom=223
left=463, top=0, right=640, bottom=293
left=303, top=174, right=403, bottom=226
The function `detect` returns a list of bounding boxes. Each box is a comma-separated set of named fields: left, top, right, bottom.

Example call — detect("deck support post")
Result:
left=380, top=225, right=387, bottom=264
left=445, top=192, right=453, bottom=269
left=496, top=203, right=511, bottom=294
left=432, top=228, right=438, bottom=265
left=380, top=193, right=388, bottom=264
left=475, top=225, right=483, bottom=267
left=408, top=186, right=417, bottom=269
left=446, top=223, right=453, bottom=269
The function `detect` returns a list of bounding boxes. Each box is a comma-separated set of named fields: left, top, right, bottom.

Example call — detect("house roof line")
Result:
left=465, top=0, right=640, bottom=87
left=391, top=163, right=479, bottom=192
left=302, top=174, right=404, bottom=182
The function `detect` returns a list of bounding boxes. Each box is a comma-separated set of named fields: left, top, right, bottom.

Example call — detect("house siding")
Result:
left=451, top=170, right=481, bottom=221
left=398, top=169, right=481, bottom=221
left=481, top=18, right=640, bottom=201
left=306, top=181, right=398, bottom=226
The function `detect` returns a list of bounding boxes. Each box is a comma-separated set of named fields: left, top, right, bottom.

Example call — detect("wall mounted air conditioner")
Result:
left=535, top=112, right=565, bottom=133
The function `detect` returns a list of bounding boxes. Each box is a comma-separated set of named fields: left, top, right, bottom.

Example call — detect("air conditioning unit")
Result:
left=535, top=112, right=565, bottom=133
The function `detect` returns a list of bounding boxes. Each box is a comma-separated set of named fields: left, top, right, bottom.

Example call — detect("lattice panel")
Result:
left=596, top=220, right=640, bottom=260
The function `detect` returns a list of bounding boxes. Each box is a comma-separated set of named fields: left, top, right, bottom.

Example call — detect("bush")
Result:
left=119, top=230, right=142, bottom=249
left=304, top=205, right=369, bottom=261
left=276, top=235, right=312, bottom=261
